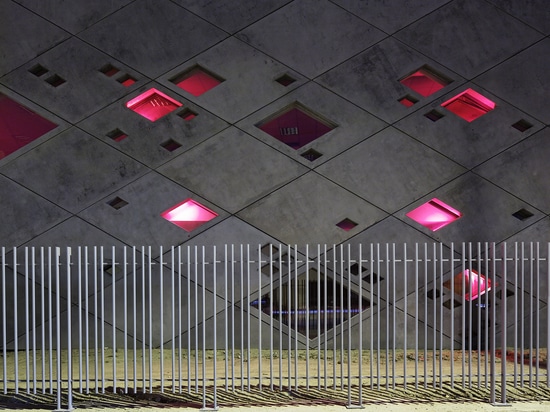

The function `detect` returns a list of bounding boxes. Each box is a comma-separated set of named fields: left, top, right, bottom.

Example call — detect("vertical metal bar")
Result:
left=213, top=245, right=218, bottom=409
left=450, top=243, right=455, bottom=389
left=439, top=243, right=443, bottom=389
left=414, top=243, right=419, bottom=390
left=246, top=244, right=251, bottom=391
left=100, top=247, right=106, bottom=393
left=392, top=243, right=396, bottom=390
left=424, top=243, right=428, bottom=389
left=520, top=242, right=525, bottom=387
left=288, top=245, right=292, bottom=391
left=547, top=242, right=550, bottom=388
left=346, top=244, right=352, bottom=404
left=294, top=245, right=299, bottom=391
left=177, top=246, right=182, bottom=393
left=324, top=244, right=328, bottom=390
left=231, top=245, right=235, bottom=392
left=460, top=243, right=466, bottom=389
left=490, top=243, right=497, bottom=403
left=41, top=247, right=46, bottom=394
left=536, top=242, right=540, bottom=388
left=340, top=245, right=344, bottom=390
left=94, top=247, right=99, bottom=393
left=358, top=243, right=363, bottom=406
left=240, top=245, right=244, bottom=391
left=55, top=248, right=61, bottom=409
left=467, top=243, right=472, bottom=389
left=1, top=247, right=5, bottom=394
left=187, top=246, right=191, bottom=393
left=279, top=245, right=283, bottom=391
left=370, top=243, right=374, bottom=390
left=403, top=244, right=407, bottom=390
left=377, top=243, right=381, bottom=390
left=529, top=242, right=534, bottom=387
left=477, top=243, right=482, bottom=389
left=25, top=248, right=29, bottom=393
left=159, top=246, right=164, bottom=393
left=333, top=246, right=337, bottom=390
left=78, top=247, right=82, bottom=393
left=485, top=242, right=490, bottom=388
left=224, top=245, right=228, bottom=392
left=31, top=248, right=37, bottom=394
left=432, top=243, right=436, bottom=389
left=171, top=247, right=175, bottom=393
left=148, top=247, right=153, bottom=393
left=124, top=247, right=128, bottom=394
left=67, top=247, right=73, bottom=410
left=132, top=247, right=137, bottom=393
left=141, top=247, right=146, bottom=393
left=112, top=247, right=116, bottom=393
left=514, top=243, right=518, bottom=388
left=270, top=244, right=274, bottom=392
left=194, top=246, right=199, bottom=393
left=306, top=244, right=310, bottom=392
left=317, top=245, right=321, bottom=391
left=501, top=242, right=508, bottom=404
left=202, top=246, right=206, bottom=408
left=258, top=244, right=262, bottom=392
left=386, top=243, right=390, bottom=390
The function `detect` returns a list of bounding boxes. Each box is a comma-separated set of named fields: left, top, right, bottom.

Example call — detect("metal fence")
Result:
left=1, top=242, right=549, bottom=410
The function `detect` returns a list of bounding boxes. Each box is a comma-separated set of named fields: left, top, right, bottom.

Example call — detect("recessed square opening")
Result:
left=400, top=66, right=452, bottom=97
left=511, top=119, right=533, bottom=132
left=362, top=273, right=384, bottom=284
left=300, top=148, right=322, bottom=162
left=443, top=298, right=462, bottom=309
left=117, top=74, right=136, bottom=87
left=29, top=64, right=49, bottom=77
left=275, top=74, right=297, bottom=87
left=126, top=88, right=182, bottom=121
left=45, top=74, right=66, bottom=87
left=512, top=208, right=534, bottom=221
left=106, top=128, right=128, bottom=142
left=107, top=196, right=128, bottom=210
left=160, top=138, right=182, bottom=152
left=261, top=263, right=280, bottom=276
left=336, top=218, right=358, bottom=231
left=406, top=198, right=462, bottom=231
left=161, top=199, right=217, bottom=232
left=424, top=109, right=445, bottom=122
left=427, top=288, right=442, bottom=300
left=0, top=93, right=58, bottom=160
left=178, top=107, right=198, bottom=121
left=348, top=263, right=367, bottom=276
left=441, top=88, right=495, bottom=122
left=398, top=95, right=418, bottom=107
left=257, top=103, right=336, bottom=150
left=171, top=66, right=224, bottom=97
left=443, top=269, right=491, bottom=301
left=261, top=243, right=280, bottom=257
left=99, top=64, right=120, bottom=77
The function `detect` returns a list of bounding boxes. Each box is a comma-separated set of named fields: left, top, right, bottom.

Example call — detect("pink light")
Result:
left=161, top=199, right=217, bottom=232
left=445, top=269, right=492, bottom=301
left=406, top=198, right=462, bottom=231
left=174, top=68, right=222, bottom=97
left=126, top=88, right=182, bottom=121
left=441, top=88, right=495, bottom=122
left=398, top=96, right=416, bottom=107
left=400, top=69, right=448, bottom=97
left=0, top=93, right=57, bottom=159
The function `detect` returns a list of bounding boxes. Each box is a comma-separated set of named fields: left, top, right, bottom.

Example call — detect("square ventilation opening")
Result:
left=512, top=208, right=534, bottom=221
left=160, top=138, right=182, bottom=152
left=441, top=88, right=495, bottom=122
left=424, top=109, right=445, bottom=122
left=107, top=196, right=128, bottom=210
left=45, top=74, right=66, bottom=87
left=117, top=74, right=136, bottom=87
left=261, top=243, right=279, bottom=257
left=99, top=64, right=120, bottom=77
left=300, top=148, right=322, bottom=161
left=336, top=218, right=357, bottom=231
left=257, top=103, right=336, bottom=150
left=275, top=74, right=296, bottom=86
left=362, top=273, right=383, bottom=284
left=406, top=198, right=462, bottom=231
left=161, top=199, right=218, bottom=232
left=348, top=263, right=367, bottom=276
left=29, top=64, right=49, bottom=77
left=171, top=66, right=224, bottom=97
left=511, top=119, right=533, bottom=132
left=106, top=128, right=128, bottom=142
left=398, top=95, right=418, bottom=107
left=0, top=93, right=58, bottom=160
left=400, top=66, right=452, bottom=97
left=178, top=108, right=198, bottom=121
left=126, top=88, right=182, bottom=121
left=443, top=269, right=491, bottom=301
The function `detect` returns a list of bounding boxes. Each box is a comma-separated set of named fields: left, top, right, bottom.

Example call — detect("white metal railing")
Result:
left=1, top=243, right=549, bottom=410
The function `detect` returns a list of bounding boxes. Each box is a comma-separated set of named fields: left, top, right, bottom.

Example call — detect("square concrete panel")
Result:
left=395, top=0, right=542, bottom=79
left=78, top=83, right=229, bottom=168
left=316, top=127, right=466, bottom=214
left=79, top=172, right=228, bottom=257
left=161, top=37, right=306, bottom=124
left=1, top=38, right=144, bottom=124
left=487, top=0, right=550, bottom=35
left=237, top=0, right=385, bottom=78
left=394, top=173, right=546, bottom=246
left=79, top=0, right=227, bottom=79
left=0, top=128, right=147, bottom=213
left=0, top=175, right=69, bottom=247
left=474, top=129, right=550, bottom=215
left=0, top=1, right=69, bottom=76
left=395, top=85, right=543, bottom=169
left=158, top=127, right=308, bottom=213
left=173, top=0, right=291, bottom=33
left=318, top=38, right=464, bottom=124
left=236, top=82, right=387, bottom=167
left=476, top=39, right=550, bottom=124
left=13, top=0, right=133, bottom=34
left=237, top=172, right=387, bottom=248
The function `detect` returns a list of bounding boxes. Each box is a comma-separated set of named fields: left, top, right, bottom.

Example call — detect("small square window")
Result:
left=178, top=108, right=198, bottom=121
left=99, top=64, right=120, bottom=77
left=406, top=198, right=462, bottom=231
left=117, top=74, right=136, bottom=87
left=511, top=119, right=533, bottom=132
left=160, top=139, right=182, bottom=152
left=426, top=288, right=442, bottom=300
left=126, top=88, right=182, bottom=121
left=275, top=74, right=296, bottom=87
left=300, top=148, right=322, bottom=162
left=161, top=199, right=218, bottom=232
left=441, top=89, right=495, bottom=122
left=400, top=66, right=451, bottom=97
left=107, top=196, right=128, bottom=210
left=261, top=243, right=279, bottom=257
left=45, top=74, right=66, bottom=87
left=106, top=128, right=128, bottom=142
left=424, top=109, right=445, bottom=122
left=362, top=273, right=383, bottom=284
left=348, top=263, right=367, bottom=276
left=443, top=269, right=491, bottom=301
left=398, top=95, right=418, bottom=107
left=29, top=64, right=49, bottom=77
left=512, top=208, right=534, bottom=221
left=171, top=66, right=224, bottom=97
left=336, top=218, right=357, bottom=231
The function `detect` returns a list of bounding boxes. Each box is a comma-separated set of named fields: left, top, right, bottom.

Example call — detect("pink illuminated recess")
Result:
left=126, top=88, right=182, bottom=121
left=406, top=198, right=462, bottom=231
left=441, top=88, right=495, bottom=122
left=400, top=68, right=450, bottom=97
left=173, top=67, right=223, bottom=97
left=161, top=199, right=218, bottom=232
left=444, top=269, right=492, bottom=301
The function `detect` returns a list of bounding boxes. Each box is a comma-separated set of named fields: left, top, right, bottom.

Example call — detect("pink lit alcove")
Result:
left=441, top=88, right=495, bottom=122
left=400, top=68, right=450, bottom=97
left=406, top=198, right=462, bottom=231
left=126, top=88, right=182, bottom=121
left=172, top=67, right=223, bottom=97
left=161, top=199, right=218, bottom=232
left=444, top=269, right=492, bottom=301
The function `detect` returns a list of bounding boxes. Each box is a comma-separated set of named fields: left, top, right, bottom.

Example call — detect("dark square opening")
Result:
left=427, top=288, right=441, bottom=300
left=512, top=208, right=534, bottom=221
left=29, top=64, right=49, bottom=77
left=170, top=65, right=224, bottom=97
left=336, top=218, right=358, bottom=231
left=362, top=273, right=383, bottom=284
left=300, top=148, right=322, bottom=161
left=511, top=119, right=533, bottom=132
left=261, top=243, right=280, bottom=257
left=99, top=64, right=120, bottom=77
left=275, top=74, right=297, bottom=87
left=398, top=95, right=418, bottom=107
left=45, top=74, right=66, bottom=87
left=107, top=196, right=128, bottom=210
left=348, top=263, right=367, bottom=276
left=178, top=108, right=198, bottom=121
left=161, top=139, right=182, bottom=152
left=117, top=74, right=136, bottom=87
left=424, top=109, right=445, bottom=122
left=106, top=128, right=128, bottom=142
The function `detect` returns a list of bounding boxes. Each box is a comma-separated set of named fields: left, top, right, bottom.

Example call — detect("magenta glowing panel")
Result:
left=258, top=105, right=335, bottom=150
left=400, top=68, right=449, bottom=97
left=126, top=88, right=182, bottom=121
left=173, top=67, right=222, bottom=97
left=0, top=93, right=57, bottom=160
left=444, top=269, right=492, bottom=301
left=406, top=198, right=462, bottom=231
left=161, top=199, right=218, bottom=232
left=441, top=88, right=495, bottom=122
